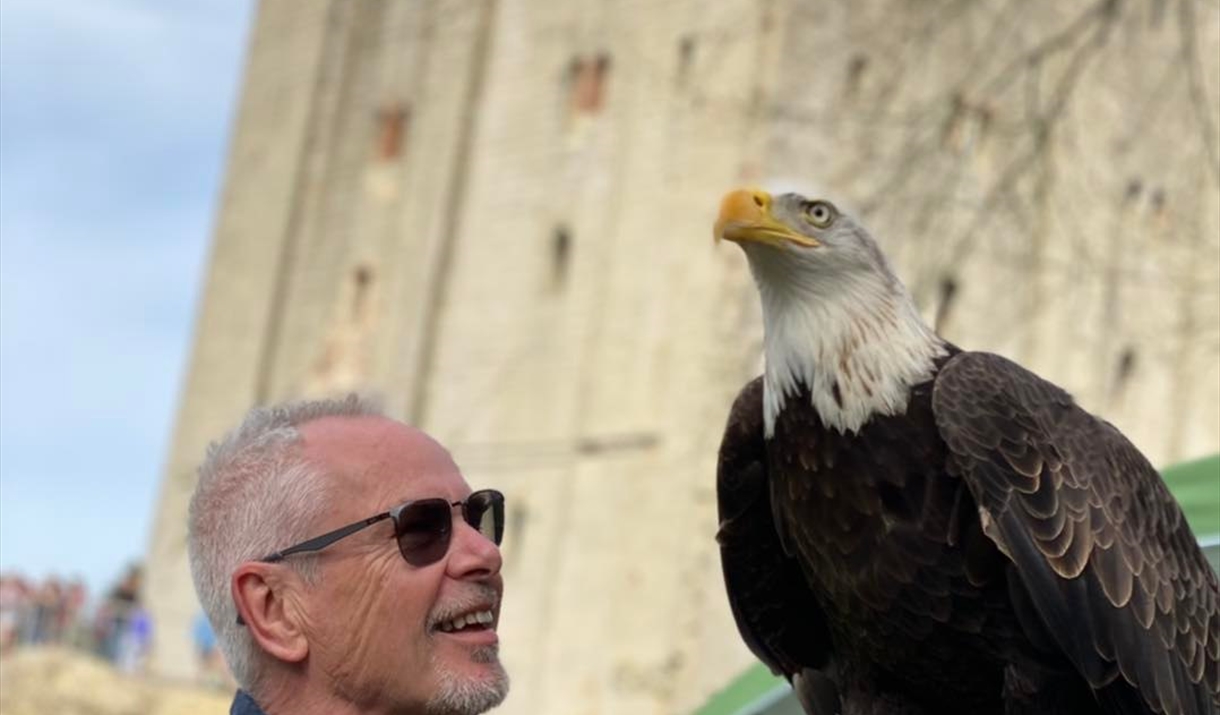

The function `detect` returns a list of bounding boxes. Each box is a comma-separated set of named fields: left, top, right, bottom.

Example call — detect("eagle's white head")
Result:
left=714, top=188, right=946, bottom=437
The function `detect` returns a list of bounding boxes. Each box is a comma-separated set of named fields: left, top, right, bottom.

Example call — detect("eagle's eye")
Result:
left=803, top=200, right=836, bottom=228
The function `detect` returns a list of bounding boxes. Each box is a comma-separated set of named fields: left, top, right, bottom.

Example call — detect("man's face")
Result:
left=295, top=416, right=508, bottom=714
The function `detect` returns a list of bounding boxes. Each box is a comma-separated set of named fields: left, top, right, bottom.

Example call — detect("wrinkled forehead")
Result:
left=298, top=415, right=466, bottom=500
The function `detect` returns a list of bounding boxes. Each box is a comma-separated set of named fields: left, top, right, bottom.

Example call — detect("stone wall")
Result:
left=146, top=1, right=1219, bottom=713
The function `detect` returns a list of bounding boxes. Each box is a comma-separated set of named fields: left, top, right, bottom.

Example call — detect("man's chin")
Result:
left=427, top=649, right=509, bottom=715
left=468, top=645, right=501, bottom=665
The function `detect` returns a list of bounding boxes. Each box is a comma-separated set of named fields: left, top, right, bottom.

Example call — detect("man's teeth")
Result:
left=438, top=610, right=494, bottom=633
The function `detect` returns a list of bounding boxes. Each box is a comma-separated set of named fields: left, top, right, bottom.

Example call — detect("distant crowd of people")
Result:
left=0, top=565, right=153, bottom=674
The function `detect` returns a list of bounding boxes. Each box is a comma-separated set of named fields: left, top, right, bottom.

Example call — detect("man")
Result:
left=188, top=395, right=510, bottom=715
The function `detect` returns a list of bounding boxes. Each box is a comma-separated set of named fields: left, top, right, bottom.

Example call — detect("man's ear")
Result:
left=232, top=563, right=309, bottom=663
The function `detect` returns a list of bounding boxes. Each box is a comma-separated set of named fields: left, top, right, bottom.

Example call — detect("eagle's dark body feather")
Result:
left=718, top=352, right=1220, bottom=715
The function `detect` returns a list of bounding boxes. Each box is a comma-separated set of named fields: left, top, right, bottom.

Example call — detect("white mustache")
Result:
left=427, top=583, right=501, bottom=629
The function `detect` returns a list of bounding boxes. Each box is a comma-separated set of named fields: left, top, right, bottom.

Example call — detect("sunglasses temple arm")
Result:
left=267, top=513, right=394, bottom=562
left=235, top=513, right=394, bottom=626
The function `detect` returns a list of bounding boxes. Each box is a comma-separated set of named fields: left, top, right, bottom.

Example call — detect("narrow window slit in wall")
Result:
left=1125, top=178, right=1143, bottom=204
left=676, top=36, right=695, bottom=89
left=375, top=105, right=409, bottom=161
left=551, top=225, right=571, bottom=288
left=352, top=264, right=374, bottom=320
left=1109, top=346, right=1138, bottom=406
left=934, top=275, right=959, bottom=334
left=565, top=53, right=613, bottom=122
left=844, top=54, right=868, bottom=98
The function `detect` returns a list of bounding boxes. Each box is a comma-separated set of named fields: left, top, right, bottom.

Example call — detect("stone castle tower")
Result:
left=146, top=1, right=1219, bottom=713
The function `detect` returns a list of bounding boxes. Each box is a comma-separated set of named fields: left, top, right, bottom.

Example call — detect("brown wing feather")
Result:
left=933, top=351, right=1220, bottom=715
left=717, top=377, right=837, bottom=713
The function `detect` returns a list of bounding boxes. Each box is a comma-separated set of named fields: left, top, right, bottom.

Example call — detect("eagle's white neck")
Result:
left=753, top=260, right=946, bottom=437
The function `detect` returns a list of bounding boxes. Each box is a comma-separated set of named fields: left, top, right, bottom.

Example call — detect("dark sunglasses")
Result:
left=237, top=489, right=504, bottom=625
left=259, top=488, right=505, bottom=566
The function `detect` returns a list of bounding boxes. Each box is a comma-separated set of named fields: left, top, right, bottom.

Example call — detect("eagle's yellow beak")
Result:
left=713, top=188, right=820, bottom=248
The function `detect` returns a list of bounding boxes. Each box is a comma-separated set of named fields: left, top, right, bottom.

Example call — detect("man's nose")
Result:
left=446, top=517, right=503, bottom=578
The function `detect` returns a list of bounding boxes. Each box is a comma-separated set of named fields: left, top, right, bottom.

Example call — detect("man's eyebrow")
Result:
left=389, top=494, right=458, bottom=505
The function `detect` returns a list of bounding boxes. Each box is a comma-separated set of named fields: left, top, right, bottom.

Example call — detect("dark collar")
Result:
left=230, top=690, right=267, bottom=715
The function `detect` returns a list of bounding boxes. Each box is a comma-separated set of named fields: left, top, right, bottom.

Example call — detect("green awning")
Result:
left=691, top=665, right=787, bottom=715
left=694, top=453, right=1220, bottom=715
left=1162, top=454, right=1220, bottom=539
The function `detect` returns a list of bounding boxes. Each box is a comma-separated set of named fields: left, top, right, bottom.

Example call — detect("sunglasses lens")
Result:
left=395, top=500, right=452, bottom=566
left=393, top=491, right=506, bottom=566
left=467, top=490, right=505, bottom=546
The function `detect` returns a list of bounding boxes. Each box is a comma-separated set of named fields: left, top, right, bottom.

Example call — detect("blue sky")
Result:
left=0, top=0, right=254, bottom=598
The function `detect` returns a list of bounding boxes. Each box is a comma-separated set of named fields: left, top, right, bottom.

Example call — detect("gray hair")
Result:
left=187, top=394, right=383, bottom=694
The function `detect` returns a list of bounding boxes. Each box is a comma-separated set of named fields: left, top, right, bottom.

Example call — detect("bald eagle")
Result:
left=712, top=188, right=1219, bottom=715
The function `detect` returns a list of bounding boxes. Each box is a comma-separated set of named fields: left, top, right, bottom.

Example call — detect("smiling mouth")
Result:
left=437, top=609, right=496, bottom=634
